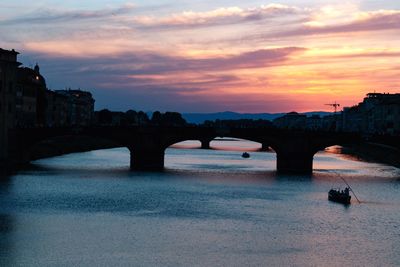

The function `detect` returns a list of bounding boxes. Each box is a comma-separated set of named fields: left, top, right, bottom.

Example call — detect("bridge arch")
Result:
left=168, top=140, right=202, bottom=149
left=210, top=137, right=266, bottom=152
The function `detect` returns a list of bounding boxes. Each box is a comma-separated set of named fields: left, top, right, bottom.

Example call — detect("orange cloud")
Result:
left=132, top=4, right=301, bottom=28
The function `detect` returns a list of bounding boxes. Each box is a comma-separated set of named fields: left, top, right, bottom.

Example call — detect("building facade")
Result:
left=45, top=90, right=69, bottom=127
left=0, top=48, right=20, bottom=162
left=55, top=89, right=95, bottom=126
left=273, top=112, right=307, bottom=129
left=15, top=64, right=47, bottom=127
left=342, top=93, right=400, bottom=135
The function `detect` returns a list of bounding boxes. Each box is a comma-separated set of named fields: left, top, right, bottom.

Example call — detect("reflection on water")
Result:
left=0, top=139, right=400, bottom=266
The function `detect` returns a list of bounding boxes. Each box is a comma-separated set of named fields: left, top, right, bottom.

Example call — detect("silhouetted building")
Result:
left=305, top=115, right=322, bottom=130
left=342, top=93, right=400, bottom=135
left=342, top=106, right=363, bottom=133
left=15, top=64, right=47, bottom=127
left=94, top=109, right=113, bottom=125
left=55, top=89, right=95, bottom=126
left=273, top=112, right=307, bottom=129
left=0, top=48, right=20, bottom=162
left=321, top=114, right=340, bottom=131
left=45, top=90, right=69, bottom=127
left=363, top=93, right=400, bottom=135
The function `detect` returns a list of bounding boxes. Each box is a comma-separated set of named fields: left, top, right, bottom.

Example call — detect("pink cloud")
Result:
left=0, top=3, right=135, bottom=25
left=132, top=4, right=302, bottom=28
left=255, top=10, right=400, bottom=40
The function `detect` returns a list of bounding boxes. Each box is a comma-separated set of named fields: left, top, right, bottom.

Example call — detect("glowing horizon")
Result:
left=1, top=1, right=399, bottom=113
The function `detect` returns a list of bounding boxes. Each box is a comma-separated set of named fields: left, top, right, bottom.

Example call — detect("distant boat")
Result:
left=242, top=152, right=250, bottom=158
left=328, top=187, right=351, bottom=205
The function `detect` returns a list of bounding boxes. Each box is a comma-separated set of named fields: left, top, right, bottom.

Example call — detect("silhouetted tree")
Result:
left=137, top=111, right=149, bottom=125
left=125, top=110, right=138, bottom=125
left=96, top=109, right=112, bottom=125
left=151, top=111, right=162, bottom=125
left=162, top=112, right=186, bottom=126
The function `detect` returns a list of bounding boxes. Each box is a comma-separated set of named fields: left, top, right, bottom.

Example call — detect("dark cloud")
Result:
left=27, top=47, right=304, bottom=76
left=19, top=47, right=305, bottom=112
left=200, top=48, right=305, bottom=70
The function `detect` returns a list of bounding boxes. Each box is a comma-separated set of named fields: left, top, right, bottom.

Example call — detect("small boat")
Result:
left=241, top=152, right=250, bottom=158
left=328, top=187, right=351, bottom=205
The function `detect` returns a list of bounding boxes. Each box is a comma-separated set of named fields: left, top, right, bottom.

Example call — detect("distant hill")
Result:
left=182, top=111, right=332, bottom=124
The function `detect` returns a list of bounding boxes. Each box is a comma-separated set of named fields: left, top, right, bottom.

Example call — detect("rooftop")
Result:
left=0, top=48, right=19, bottom=55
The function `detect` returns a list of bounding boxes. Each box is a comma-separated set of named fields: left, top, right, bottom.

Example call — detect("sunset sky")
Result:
left=1, top=0, right=400, bottom=112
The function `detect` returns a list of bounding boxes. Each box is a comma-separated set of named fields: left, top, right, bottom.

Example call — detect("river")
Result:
left=0, top=139, right=399, bottom=266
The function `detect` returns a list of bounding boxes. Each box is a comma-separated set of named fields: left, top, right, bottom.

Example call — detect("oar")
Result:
left=338, top=175, right=361, bottom=204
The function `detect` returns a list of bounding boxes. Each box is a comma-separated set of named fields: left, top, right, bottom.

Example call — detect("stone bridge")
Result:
left=8, top=126, right=360, bottom=174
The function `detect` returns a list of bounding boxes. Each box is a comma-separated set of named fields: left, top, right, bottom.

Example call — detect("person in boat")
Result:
left=344, top=187, right=349, bottom=195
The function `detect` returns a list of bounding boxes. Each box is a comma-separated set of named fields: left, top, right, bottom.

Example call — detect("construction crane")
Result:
left=325, top=101, right=340, bottom=114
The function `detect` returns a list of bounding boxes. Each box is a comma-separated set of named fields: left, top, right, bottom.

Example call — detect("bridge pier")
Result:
left=260, top=143, right=270, bottom=151
left=200, top=138, right=213, bottom=149
left=129, top=146, right=165, bottom=170
left=273, top=136, right=317, bottom=174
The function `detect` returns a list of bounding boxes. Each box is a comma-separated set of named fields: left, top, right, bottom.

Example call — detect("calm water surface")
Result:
left=1, top=139, right=399, bottom=266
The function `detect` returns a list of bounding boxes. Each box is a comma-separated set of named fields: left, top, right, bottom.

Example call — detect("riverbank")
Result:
left=342, top=142, right=400, bottom=169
